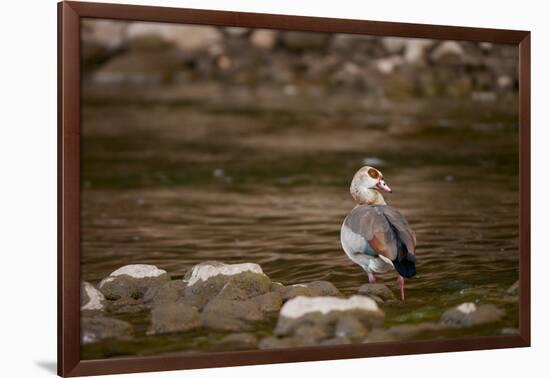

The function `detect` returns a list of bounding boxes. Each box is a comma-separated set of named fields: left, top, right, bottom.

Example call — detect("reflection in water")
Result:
left=80, top=99, right=518, bottom=358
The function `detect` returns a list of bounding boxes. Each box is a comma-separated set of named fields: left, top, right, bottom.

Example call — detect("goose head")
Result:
left=350, top=166, right=392, bottom=205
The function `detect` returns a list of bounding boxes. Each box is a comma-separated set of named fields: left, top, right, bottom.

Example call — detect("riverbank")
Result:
left=81, top=262, right=518, bottom=358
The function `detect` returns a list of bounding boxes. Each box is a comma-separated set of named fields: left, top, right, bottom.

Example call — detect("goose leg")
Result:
left=397, top=276, right=405, bottom=301
left=368, top=271, right=376, bottom=284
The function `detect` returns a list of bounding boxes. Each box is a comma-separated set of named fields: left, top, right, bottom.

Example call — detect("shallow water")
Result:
left=80, top=88, right=519, bottom=359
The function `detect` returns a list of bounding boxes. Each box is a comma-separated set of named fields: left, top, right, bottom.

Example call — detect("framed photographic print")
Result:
left=58, top=1, right=530, bottom=376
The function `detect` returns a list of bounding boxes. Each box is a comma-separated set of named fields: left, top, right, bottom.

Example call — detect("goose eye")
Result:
left=367, top=168, right=380, bottom=179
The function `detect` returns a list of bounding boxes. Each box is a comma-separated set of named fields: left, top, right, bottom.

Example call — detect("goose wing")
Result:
left=343, top=205, right=416, bottom=261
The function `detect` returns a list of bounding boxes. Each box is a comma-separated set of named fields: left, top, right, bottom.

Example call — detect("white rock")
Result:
left=403, top=38, right=434, bottom=64
left=498, top=75, right=513, bottom=89
left=250, top=29, right=278, bottom=49
left=280, top=295, right=380, bottom=319
left=456, top=302, right=477, bottom=314
left=479, top=42, right=493, bottom=52
left=375, top=56, right=403, bottom=75
left=431, top=41, right=464, bottom=61
left=381, top=37, right=408, bottom=53
left=186, top=262, right=265, bottom=287
left=81, top=282, right=105, bottom=311
left=102, top=264, right=167, bottom=283
left=223, top=27, right=249, bottom=37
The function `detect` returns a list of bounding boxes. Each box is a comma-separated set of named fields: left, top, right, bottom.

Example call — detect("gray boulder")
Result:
left=251, top=292, right=283, bottom=313
left=213, top=282, right=250, bottom=301
left=334, top=316, right=368, bottom=340
left=306, top=281, right=343, bottom=297
left=430, top=41, right=464, bottom=62
left=364, top=322, right=447, bottom=343
left=143, top=280, right=186, bottom=307
left=274, top=295, right=384, bottom=337
left=357, top=283, right=396, bottom=302
left=274, top=281, right=342, bottom=302
left=276, top=284, right=312, bottom=301
left=183, top=262, right=271, bottom=308
left=441, top=302, right=505, bottom=327
left=106, top=297, right=149, bottom=314
left=99, top=264, right=169, bottom=301
left=214, top=333, right=258, bottom=350
left=148, top=302, right=202, bottom=335
left=81, top=316, right=133, bottom=344
left=201, top=298, right=264, bottom=331
left=258, top=336, right=305, bottom=350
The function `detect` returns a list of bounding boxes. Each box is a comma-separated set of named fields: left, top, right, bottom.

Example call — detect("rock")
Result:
left=125, top=22, right=223, bottom=52
left=250, top=29, right=278, bottom=50
left=258, top=336, right=304, bottom=349
left=363, top=328, right=397, bottom=343
left=320, top=336, right=352, bottom=346
left=81, top=20, right=127, bottom=71
left=251, top=292, right=283, bottom=312
left=363, top=323, right=444, bottom=343
left=201, top=298, right=264, bottom=331
left=274, top=296, right=384, bottom=337
left=81, top=282, right=105, bottom=311
left=294, top=324, right=331, bottom=341
left=93, top=49, right=186, bottom=84
left=81, top=316, right=133, bottom=344
left=214, top=333, right=258, bottom=350
left=213, top=282, right=250, bottom=301
left=479, top=42, right=493, bottom=52
left=270, top=282, right=285, bottom=292
left=223, top=27, right=250, bottom=38
left=402, top=38, right=434, bottom=64
left=306, top=281, right=343, bottom=297
left=334, top=316, right=367, bottom=340
left=357, top=283, right=395, bottom=301
left=183, top=262, right=271, bottom=308
left=381, top=37, right=408, bottom=53
left=441, top=302, right=505, bottom=327
left=385, top=322, right=446, bottom=340
left=99, top=264, right=169, bottom=301
left=81, top=19, right=127, bottom=50
left=143, top=280, right=185, bottom=307
left=281, top=31, right=331, bottom=51
left=507, top=280, right=519, bottom=295
left=430, top=41, right=464, bottom=62
left=374, top=55, right=403, bottom=75
left=497, top=75, right=513, bottom=89
left=331, top=62, right=366, bottom=88
left=278, top=284, right=312, bottom=301
left=368, top=295, right=384, bottom=305
left=106, top=298, right=149, bottom=314
left=148, top=302, right=202, bottom=335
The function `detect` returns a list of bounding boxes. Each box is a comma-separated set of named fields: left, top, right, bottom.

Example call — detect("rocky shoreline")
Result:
left=81, top=262, right=517, bottom=351
left=82, top=20, right=518, bottom=105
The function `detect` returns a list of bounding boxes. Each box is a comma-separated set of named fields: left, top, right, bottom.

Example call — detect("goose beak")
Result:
left=377, top=179, right=392, bottom=193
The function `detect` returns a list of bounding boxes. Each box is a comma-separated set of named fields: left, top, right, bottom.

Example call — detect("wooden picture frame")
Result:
left=58, top=1, right=531, bottom=376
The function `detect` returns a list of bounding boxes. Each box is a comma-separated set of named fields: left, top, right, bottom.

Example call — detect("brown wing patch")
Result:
left=367, top=231, right=394, bottom=260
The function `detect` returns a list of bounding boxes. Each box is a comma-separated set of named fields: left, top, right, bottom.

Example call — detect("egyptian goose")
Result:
left=340, top=166, right=417, bottom=300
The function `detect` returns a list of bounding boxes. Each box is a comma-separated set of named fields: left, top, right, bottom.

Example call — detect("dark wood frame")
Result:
left=58, top=1, right=531, bottom=376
